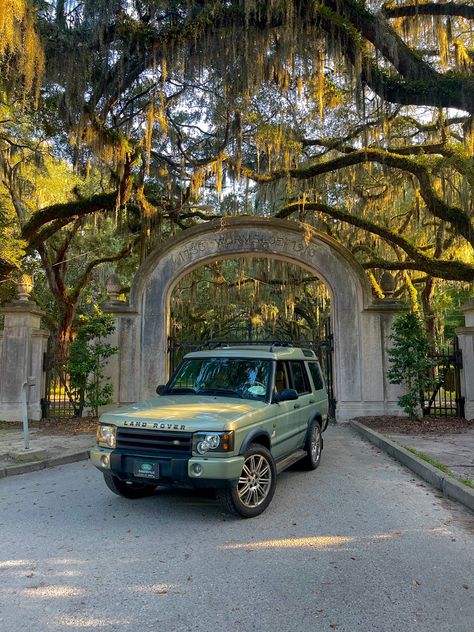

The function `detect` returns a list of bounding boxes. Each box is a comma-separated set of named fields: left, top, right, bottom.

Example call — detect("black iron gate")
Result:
left=167, top=321, right=336, bottom=420
left=41, top=338, right=82, bottom=418
left=422, top=338, right=465, bottom=418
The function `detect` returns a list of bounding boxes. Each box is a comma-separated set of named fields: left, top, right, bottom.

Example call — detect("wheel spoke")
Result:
left=311, top=427, right=321, bottom=461
left=254, top=456, right=264, bottom=474
left=242, top=464, right=252, bottom=477
left=244, top=488, right=253, bottom=505
left=238, top=482, right=251, bottom=496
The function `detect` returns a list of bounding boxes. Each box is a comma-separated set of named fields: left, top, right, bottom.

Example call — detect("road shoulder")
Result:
left=350, top=420, right=474, bottom=513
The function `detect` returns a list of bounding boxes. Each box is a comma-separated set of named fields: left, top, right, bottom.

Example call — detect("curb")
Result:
left=0, top=450, right=91, bottom=479
left=350, top=420, right=474, bottom=513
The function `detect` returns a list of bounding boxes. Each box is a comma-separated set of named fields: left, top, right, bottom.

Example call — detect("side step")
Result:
left=276, top=449, right=307, bottom=474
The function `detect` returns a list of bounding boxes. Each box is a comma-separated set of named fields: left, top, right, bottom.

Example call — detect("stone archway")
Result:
left=105, top=217, right=402, bottom=421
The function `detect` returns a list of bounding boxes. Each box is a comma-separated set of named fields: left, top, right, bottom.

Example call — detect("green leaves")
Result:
left=68, top=308, right=118, bottom=416
left=387, top=312, right=436, bottom=419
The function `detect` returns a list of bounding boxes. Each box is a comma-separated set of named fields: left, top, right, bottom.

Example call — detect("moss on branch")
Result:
left=383, top=2, right=474, bottom=20
left=247, top=148, right=473, bottom=245
left=21, top=192, right=117, bottom=245
left=275, top=200, right=474, bottom=282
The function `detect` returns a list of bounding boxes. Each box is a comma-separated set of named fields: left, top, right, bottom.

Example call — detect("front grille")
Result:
left=116, top=427, right=193, bottom=456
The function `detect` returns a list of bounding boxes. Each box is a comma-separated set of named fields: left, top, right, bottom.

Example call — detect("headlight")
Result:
left=193, top=431, right=234, bottom=455
left=97, top=424, right=117, bottom=448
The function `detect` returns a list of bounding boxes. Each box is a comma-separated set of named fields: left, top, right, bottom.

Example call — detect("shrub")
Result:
left=68, top=308, right=118, bottom=416
left=387, top=312, right=435, bottom=419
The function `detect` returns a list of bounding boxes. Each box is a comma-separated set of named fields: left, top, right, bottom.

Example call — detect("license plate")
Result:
left=133, top=460, right=159, bottom=479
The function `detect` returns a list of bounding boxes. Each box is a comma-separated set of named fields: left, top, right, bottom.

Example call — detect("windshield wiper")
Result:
left=167, top=388, right=197, bottom=395
left=197, top=388, right=243, bottom=398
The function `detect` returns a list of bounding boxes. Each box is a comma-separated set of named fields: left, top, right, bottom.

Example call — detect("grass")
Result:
left=404, top=446, right=474, bottom=489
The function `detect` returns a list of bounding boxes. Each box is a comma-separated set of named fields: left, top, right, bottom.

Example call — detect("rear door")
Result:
left=270, top=360, right=294, bottom=458
left=306, top=361, right=329, bottom=427
left=288, top=361, right=313, bottom=450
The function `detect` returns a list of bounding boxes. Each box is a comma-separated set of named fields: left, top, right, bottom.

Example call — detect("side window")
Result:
left=308, top=362, right=324, bottom=391
left=289, top=361, right=310, bottom=394
left=274, top=361, right=290, bottom=394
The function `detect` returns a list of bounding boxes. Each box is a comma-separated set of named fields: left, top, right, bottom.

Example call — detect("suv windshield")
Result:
left=167, top=358, right=271, bottom=401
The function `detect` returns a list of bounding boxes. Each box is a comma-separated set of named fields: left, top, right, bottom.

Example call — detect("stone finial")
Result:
left=380, top=271, right=396, bottom=298
left=16, top=274, right=33, bottom=302
left=106, top=273, right=122, bottom=303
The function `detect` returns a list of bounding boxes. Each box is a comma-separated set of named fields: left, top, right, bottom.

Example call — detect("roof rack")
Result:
left=197, top=339, right=295, bottom=351
left=177, top=339, right=322, bottom=354
left=269, top=341, right=293, bottom=352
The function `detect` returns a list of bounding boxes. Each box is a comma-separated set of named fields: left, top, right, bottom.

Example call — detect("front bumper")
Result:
left=90, top=447, right=244, bottom=489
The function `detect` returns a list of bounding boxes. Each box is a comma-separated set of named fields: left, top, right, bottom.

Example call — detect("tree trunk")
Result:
left=421, top=277, right=436, bottom=345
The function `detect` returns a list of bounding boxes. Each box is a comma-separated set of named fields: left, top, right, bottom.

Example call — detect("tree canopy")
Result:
left=0, top=0, right=473, bottom=342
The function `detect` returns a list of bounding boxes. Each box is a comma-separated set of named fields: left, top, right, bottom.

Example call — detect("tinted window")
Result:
left=308, top=362, right=324, bottom=391
left=289, top=361, right=309, bottom=394
left=274, top=361, right=290, bottom=394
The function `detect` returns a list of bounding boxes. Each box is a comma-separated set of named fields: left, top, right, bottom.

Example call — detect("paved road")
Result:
left=0, top=426, right=473, bottom=632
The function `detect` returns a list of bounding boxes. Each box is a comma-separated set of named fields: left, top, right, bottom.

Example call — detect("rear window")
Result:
left=307, top=362, right=324, bottom=391
left=289, top=361, right=310, bottom=394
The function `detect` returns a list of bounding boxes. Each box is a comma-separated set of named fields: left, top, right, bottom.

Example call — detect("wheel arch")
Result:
left=239, top=428, right=271, bottom=454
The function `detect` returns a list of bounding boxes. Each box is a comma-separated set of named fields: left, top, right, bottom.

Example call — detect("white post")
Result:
left=456, top=298, right=474, bottom=420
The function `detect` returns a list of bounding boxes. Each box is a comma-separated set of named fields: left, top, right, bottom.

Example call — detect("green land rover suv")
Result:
left=90, top=343, right=329, bottom=517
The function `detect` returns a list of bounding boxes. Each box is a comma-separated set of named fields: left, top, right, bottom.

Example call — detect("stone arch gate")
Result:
left=103, top=217, right=403, bottom=421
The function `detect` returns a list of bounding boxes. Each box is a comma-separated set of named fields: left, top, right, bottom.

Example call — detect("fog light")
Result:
left=192, top=463, right=202, bottom=476
left=100, top=454, right=110, bottom=467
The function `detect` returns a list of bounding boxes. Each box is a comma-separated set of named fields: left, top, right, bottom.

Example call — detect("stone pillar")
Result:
left=101, top=275, right=140, bottom=410
left=0, top=281, right=49, bottom=421
left=356, top=298, right=405, bottom=418
left=456, top=299, right=474, bottom=420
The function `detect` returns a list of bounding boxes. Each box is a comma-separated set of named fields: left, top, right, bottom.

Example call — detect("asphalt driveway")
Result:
left=0, top=425, right=473, bottom=632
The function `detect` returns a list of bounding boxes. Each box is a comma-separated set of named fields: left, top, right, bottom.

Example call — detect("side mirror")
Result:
left=156, top=384, right=166, bottom=395
left=275, top=388, right=298, bottom=403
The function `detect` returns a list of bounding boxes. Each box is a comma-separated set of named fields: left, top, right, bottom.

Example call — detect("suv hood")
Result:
left=100, top=395, right=267, bottom=431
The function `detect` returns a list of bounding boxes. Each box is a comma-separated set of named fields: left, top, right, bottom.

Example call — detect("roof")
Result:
left=184, top=345, right=317, bottom=361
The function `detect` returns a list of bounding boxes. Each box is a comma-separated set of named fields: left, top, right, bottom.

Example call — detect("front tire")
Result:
left=103, top=472, right=157, bottom=499
left=301, top=420, right=322, bottom=470
left=217, top=443, right=277, bottom=518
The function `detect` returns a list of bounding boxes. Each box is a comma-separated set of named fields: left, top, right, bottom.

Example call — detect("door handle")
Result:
left=294, top=404, right=301, bottom=409
left=309, top=399, right=315, bottom=404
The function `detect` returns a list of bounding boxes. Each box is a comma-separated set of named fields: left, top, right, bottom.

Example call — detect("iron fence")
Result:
left=41, top=338, right=82, bottom=418
left=422, top=338, right=464, bottom=418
